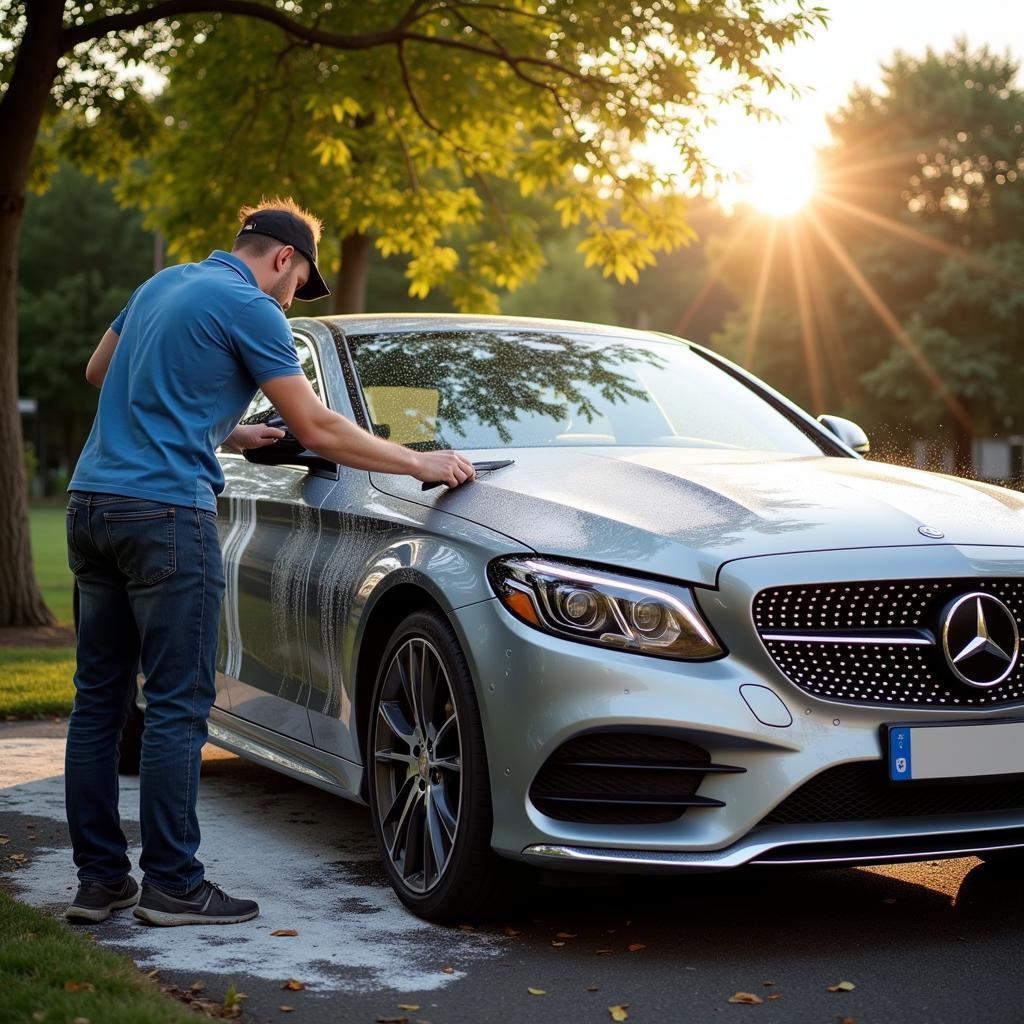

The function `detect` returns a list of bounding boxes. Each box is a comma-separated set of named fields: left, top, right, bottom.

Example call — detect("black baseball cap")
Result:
left=235, top=209, right=330, bottom=301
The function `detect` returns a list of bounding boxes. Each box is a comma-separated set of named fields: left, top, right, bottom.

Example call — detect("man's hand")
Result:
left=223, top=423, right=286, bottom=454
left=412, top=450, right=477, bottom=489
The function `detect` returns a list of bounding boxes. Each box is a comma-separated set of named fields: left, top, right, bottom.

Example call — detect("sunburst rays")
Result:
left=684, top=157, right=980, bottom=435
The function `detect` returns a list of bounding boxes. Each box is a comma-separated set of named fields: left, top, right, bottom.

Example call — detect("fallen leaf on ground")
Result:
left=556, top=931, right=577, bottom=939
left=189, top=981, right=205, bottom=993
left=64, top=982, right=96, bottom=993
left=398, top=1005, right=420, bottom=1012
left=282, top=979, right=306, bottom=991
left=503, top=927, right=522, bottom=936
left=441, top=966, right=455, bottom=975
left=271, top=929, right=299, bottom=937
left=145, top=969, right=159, bottom=979
left=627, top=943, right=646, bottom=952
left=595, top=948, right=614, bottom=955
left=551, top=940, right=565, bottom=947
left=768, top=994, right=783, bottom=1001
left=762, top=981, right=775, bottom=987
left=840, top=1018, right=856, bottom=1024
left=609, top=1005, right=629, bottom=1021
left=457, top=923, right=475, bottom=931
left=827, top=981, right=856, bottom=993
left=279, top=1008, right=294, bottom=1014
left=9, top=853, right=27, bottom=863
left=527, top=987, right=546, bottom=996
left=376, top=1017, right=408, bottom=1024
left=587, top=985, right=600, bottom=992
left=0, top=836, right=9, bottom=845
left=728, top=992, right=764, bottom=1005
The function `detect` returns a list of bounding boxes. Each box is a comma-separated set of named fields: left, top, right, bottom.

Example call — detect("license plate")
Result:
left=885, top=719, right=1024, bottom=782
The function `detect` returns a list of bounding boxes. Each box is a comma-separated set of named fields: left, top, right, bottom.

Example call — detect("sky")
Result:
left=705, top=0, right=1024, bottom=211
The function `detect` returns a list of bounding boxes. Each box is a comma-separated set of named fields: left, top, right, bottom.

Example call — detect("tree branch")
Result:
left=62, top=0, right=406, bottom=51
left=395, top=39, right=444, bottom=137
left=61, top=0, right=596, bottom=92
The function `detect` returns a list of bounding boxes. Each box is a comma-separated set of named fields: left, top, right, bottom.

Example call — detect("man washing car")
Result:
left=64, top=197, right=475, bottom=926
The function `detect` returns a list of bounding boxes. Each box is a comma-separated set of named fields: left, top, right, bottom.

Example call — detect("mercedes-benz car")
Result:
left=195, top=313, right=1024, bottom=921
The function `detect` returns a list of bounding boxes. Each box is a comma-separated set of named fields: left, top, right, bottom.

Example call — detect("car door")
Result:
left=285, top=322, right=396, bottom=762
left=216, top=328, right=338, bottom=744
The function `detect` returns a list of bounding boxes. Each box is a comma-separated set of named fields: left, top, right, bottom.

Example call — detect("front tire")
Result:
left=367, top=609, right=507, bottom=922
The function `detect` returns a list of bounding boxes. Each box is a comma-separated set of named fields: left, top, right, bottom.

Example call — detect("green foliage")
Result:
left=78, top=0, right=830, bottom=309
left=18, top=163, right=152, bottom=422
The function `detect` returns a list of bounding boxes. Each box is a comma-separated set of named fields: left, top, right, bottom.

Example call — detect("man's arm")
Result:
left=86, top=328, right=120, bottom=388
left=259, top=374, right=475, bottom=488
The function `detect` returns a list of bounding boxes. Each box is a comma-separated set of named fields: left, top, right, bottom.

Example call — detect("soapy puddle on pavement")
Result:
left=0, top=735, right=504, bottom=993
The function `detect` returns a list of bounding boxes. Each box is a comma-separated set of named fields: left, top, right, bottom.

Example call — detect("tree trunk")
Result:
left=332, top=231, right=372, bottom=314
left=0, top=1, right=64, bottom=627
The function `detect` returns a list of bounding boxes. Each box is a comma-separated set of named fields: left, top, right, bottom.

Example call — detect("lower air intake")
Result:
left=529, top=732, right=742, bottom=825
left=762, top=761, right=1024, bottom=825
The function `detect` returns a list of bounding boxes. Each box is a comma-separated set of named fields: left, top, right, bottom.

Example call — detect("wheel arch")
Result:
left=353, top=578, right=457, bottom=796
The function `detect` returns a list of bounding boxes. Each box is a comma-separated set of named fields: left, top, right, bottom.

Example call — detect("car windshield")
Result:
left=349, top=329, right=827, bottom=455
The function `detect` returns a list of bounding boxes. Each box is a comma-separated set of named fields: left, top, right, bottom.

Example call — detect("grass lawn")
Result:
left=0, top=892, right=200, bottom=1024
left=0, top=647, right=76, bottom=719
left=0, top=505, right=77, bottom=719
left=29, top=503, right=75, bottom=626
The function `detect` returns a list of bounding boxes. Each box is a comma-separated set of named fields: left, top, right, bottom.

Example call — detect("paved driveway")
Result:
left=3, top=723, right=1024, bottom=1023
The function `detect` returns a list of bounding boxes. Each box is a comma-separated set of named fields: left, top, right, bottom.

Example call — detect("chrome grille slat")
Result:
left=754, top=578, right=1024, bottom=707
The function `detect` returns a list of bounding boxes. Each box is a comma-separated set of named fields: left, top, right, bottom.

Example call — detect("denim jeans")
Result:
left=65, top=492, right=225, bottom=894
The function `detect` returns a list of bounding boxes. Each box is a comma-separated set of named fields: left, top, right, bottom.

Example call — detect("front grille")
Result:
left=529, top=732, right=743, bottom=825
left=762, top=761, right=1024, bottom=825
left=753, top=578, right=1024, bottom=706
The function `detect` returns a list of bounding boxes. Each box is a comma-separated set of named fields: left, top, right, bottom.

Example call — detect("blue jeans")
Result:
left=65, top=492, right=225, bottom=894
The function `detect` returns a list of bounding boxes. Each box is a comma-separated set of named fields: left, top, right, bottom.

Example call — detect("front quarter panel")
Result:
left=303, top=482, right=529, bottom=762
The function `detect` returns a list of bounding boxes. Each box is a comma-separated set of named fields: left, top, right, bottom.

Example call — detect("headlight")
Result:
left=487, top=557, right=724, bottom=661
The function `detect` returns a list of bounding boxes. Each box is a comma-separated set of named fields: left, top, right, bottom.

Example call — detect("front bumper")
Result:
left=451, top=544, right=1024, bottom=869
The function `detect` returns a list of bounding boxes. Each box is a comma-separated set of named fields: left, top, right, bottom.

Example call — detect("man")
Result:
left=64, top=197, right=475, bottom=926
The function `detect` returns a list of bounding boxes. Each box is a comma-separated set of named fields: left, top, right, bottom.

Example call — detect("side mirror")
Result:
left=242, top=415, right=337, bottom=474
left=817, top=414, right=870, bottom=456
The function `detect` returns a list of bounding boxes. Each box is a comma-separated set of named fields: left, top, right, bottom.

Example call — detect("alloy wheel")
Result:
left=372, top=637, right=463, bottom=894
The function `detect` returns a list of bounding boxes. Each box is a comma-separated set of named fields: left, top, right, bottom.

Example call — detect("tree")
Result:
left=19, top=164, right=152, bottom=481
left=711, top=43, right=1024, bottom=474
left=0, top=1, right=825, bottom=626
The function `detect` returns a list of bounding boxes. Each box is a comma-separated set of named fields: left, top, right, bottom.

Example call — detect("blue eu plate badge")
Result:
left=889, top=726, right=912, bottom=780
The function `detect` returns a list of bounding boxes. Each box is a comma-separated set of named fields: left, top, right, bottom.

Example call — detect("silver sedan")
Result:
left=194, top=314, right=1024, bottom=921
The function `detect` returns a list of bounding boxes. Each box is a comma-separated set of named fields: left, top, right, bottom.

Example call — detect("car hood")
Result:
left=370, top=448, right=1024, bottom=586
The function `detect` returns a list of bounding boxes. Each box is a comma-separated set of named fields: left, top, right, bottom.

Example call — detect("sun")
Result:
left=744, top=155, right=818, bottom=217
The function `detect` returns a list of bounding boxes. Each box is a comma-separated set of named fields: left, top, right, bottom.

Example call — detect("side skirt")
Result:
left=207, top=706, right=366, bottom=804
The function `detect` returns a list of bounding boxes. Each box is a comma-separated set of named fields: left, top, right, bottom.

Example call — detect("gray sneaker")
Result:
left=133, top=880, right=259, bottom=926
left=64, top=876, right=139, bottom=923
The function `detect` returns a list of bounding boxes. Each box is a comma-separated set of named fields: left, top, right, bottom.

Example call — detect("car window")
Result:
left=348, top=329, right=827, bottom=455
left=241, top=333, right=321, bottom=426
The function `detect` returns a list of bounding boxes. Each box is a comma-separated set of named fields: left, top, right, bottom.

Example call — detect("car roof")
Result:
left=291, top=312, right=688, bottom=347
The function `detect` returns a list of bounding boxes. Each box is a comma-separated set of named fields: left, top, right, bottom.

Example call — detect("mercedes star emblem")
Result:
left=918, top=525, right=944, bottom=539
left=941, top=592, right=1020, bottom=688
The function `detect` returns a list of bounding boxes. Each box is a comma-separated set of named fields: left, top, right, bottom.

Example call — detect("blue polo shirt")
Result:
left=70, top=251, right=304, bottom=511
